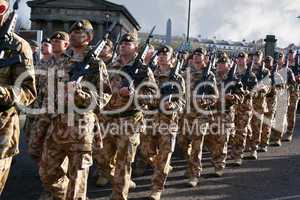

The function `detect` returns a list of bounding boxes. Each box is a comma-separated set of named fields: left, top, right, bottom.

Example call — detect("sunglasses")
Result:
left=0, top=4, right=8, bottom=15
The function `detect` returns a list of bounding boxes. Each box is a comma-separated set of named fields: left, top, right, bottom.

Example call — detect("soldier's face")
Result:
left=265, top=60, right=273, bottom=69
left=278, top=56, right=285, bottom=65
left=119, top=41, right=137, bottom=57
left=41, top=42, right=52, bottom=55
left=0, top=1, right=9, bottom=25
left=253, top=55, right=262, bottom=64
left=217, top=63, right=229, bottom=74
left=237, top=57, right=247, bottom=66
left=158, top=52, right=172, bottom=66
left=100, top=45, right=112, bottom=57
left=288, top=53, right=295, bottom=62
left=193, top=54, right=205, bottom=65
left=70, top=30, right=90, bottom=48
left=51, top=39, right=69, bottom=54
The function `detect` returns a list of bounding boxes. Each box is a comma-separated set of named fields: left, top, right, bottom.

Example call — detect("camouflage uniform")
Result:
left=24, top=56, right=55, bottom=162
left=272, top=66, right=295, bottom=142
left=93, top=55, right=156, bottom=200
left=0, top=33, right=36, bottom=193
left=260, top=67, right=284, bottom=148
left=247, top=65, right=270, bottom=153
left=177, top=65, right=215, bottom=178
left=38, top=44, right=112, bottom=200
left=231, top=65, right=256, bottom=160
left=205, top=70, right=242, bottom=171
left=140, top=64, right=185, bottom=194
left=285, top=63, right=300, bottom=139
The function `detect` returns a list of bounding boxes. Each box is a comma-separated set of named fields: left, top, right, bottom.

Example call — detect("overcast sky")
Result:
left=18, top=0, right=300, bottom=47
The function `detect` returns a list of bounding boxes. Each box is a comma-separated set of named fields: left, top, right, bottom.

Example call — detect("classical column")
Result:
left=46, top=21, right=53, bottom=36
left=64, top=22, right=70, bottom=32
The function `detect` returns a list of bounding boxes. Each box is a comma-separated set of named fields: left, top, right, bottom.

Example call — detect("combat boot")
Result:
left=149, top=190, right=162, bottom=200
left=283, top=134, right=293, bottom=142
left=96, top=176, right=109, bottom=187
left=247, top=150, right=258, bottom=160
left=270, top=140, right=281, bottom=147
left=129, top=179, right=137, bottom=189
left=214, top=168, right=224, bottom=177
left=187, top=177, right=199, bottom=187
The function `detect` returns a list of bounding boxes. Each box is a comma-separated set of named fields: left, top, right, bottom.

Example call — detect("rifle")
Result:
left=160, top=53, right=185, bottom=102
left=69, top=21, right=117, bottom=83
left=148, top=50, right=158, bottom=72
left=121, top=26, right=156, bottom=88
left=241, top=59, right=257, bottom=91
left=197, top=50, right=217, bottom=96
left=224, top=58, right=244, bottom=94
left=0, top=0, right=22, bottom=67
left=108, top=30, right=122, bottom=65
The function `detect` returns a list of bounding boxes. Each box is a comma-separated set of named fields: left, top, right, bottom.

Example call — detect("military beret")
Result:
left=157, top=45, right=173, bottom=54
left=42, top=37, right=51, bottom=44
left=238, top=51, right=247, bottom=58
left=265, top=56, right=273, bottom=62
left=254, top=50, right=263, bottom=56
left=69, top=20, right=93, bottom=35
left=193, top=48, right=206, bottom=55
left=29, top=40, right=39, bottom=48
left=120, top=33, right=138, bottom=43
left=50, top=31, right=69, bottom=41
left=217, top=56, right=229, bottom=64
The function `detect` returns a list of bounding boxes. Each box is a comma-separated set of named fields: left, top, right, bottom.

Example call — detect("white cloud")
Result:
left=17, top=0, right=300, bottom=47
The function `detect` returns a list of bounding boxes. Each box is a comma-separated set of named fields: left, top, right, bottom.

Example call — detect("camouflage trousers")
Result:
left=177, top=117, right=208, bottom=178
left=286, top=93, right=299, bottom=137
left=231, top=110, right=252, bottom=160
left=139, top=116, right=178, bottom=192
left=25, top=115, right=51, bottom=163
left=273, top=91, right=289, bottom=141
left=93, top=134, right=117, bottom=180
left=0, top=157, right=12, bottom=195
left=39, top=137, right=92, bottom=200
left=261, top=97, right=277, bottom=147
left=248, top=112, right=264, bottom=151
left=205, top=115, right=234, bottom=170
left=102, top=116, right=143, bottom=200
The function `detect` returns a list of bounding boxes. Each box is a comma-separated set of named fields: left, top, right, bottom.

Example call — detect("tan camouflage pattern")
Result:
left=39, top=47, right=112, bottom=200
left=139, top=65, right=185, bottom=192
left=177, top=65, right=214, bottom=178
left=205, top=71, right=241, bottom=170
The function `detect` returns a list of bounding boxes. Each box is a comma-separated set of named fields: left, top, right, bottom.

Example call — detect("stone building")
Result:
left=27, top=0, right=140, bottom=42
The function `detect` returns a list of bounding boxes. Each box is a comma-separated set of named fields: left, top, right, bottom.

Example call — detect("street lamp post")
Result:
left=187, top=0, right=191, bottom=43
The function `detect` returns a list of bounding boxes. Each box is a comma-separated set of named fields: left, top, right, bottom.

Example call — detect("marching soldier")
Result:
left=139, top=45, right=185, bottom=200
left=260, top=56, right=283, bottom=152
left=94, top=32, right=156, bottom=200
left=231, top=52, right=257, bottom=166
left=205, top=55, right=242, bottom=176
left=0, top=0, right=36, bottom=194
left=284, top=49, right=300, bottom=142
left=177, top=48, right=216, bottom=186
left=27, top=32, right=70, bottom=164
left=38, top=20, right=112, bottom=200
left=272, top=52, right=296, bottom=146
left=246, top=50, right=270, bottom=160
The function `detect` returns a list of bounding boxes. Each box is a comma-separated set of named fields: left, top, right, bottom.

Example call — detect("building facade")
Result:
left=27, top=0, right=140, bottom=42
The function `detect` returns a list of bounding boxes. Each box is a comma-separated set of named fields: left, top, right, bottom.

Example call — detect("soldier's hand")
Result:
left=225, top=94, right=235, bottom=101
left=164, top=101, right=174, bottom=110
left=119, top=87, right=132, bottom=97
left=0, top=86, right=8, bottom=100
